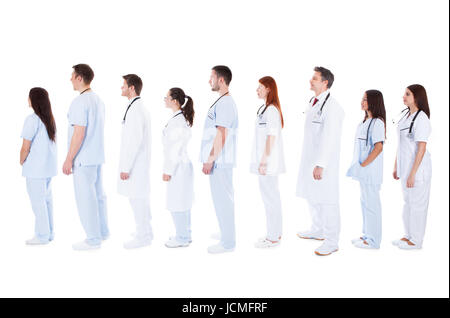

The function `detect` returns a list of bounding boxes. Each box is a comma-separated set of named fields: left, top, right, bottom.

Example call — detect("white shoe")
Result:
left=397, top=240, right=421, bottom=250
left=165, top=237, right=190, bottom=248
left=26, top=237, right=49, bottom=245
left=255, top=239, right=280, bottom=248
left=210, top=233, right=221, bottom=240
left=314, top=243, right=339, bottom=256
left=297, top=231, right=324, bottom=241
left=207, top=244, right=234, bottom=254
left=124, top=238, right=152, bottom=249
left=72, top=240, right=100, bottom=251
left=353, top=240, right=378, bottom=249
left=351, top=237, right=364, bottom=244
left=392, top=238, right=409, bottom=246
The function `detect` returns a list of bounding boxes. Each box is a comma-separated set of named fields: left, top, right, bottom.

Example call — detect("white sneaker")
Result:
left=207, top=243, right=234, bottom=254
left=314, top=243, right=339, bottom=256
left=210, top=233, right=221, bottom=240
left=297, top=231, right=324, bottom=241
left=255, top=239, right=280, bottom=248
left=397, top=240, right=421, bottom=250
left=26, top=237, right=49, bottom=245
left=124, top=238, right=152, bottom=249
left=353, top=240, right=378, bottom=249
left=165, top=237, right=190, bottom=248
left=392, top=238, right=409, bottom=246
left=72, top=240, right=100, bottom=251
left=351, top=237, right=364, bottom=244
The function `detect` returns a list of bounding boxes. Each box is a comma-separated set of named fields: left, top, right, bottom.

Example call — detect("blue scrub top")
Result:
left=347, top=118, right=385, bottom=185
left=21, top=113, right=57, bottom=178
left=67, top=91, right=105, bottom=167
left=200, top=95, right=238, bottom=169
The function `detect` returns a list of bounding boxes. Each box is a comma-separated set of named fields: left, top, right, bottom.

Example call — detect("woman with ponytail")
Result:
left=20, top=87, right=57, bottom=245
left=251, top=76, right=286, bottom=248
left=162, top=87, right=195, bottom=248
left=392, top=84, right=432, bottom=250
left=346, top=90, right=386, bottom=249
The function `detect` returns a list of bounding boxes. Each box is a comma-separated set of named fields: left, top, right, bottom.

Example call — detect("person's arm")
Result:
left=202, top=126, right=227, bottom=174
left=20, top=139, right=32, bottom=165
left=163, top=126, right=186, bottom=181
left=361, top=142, right=383, bottom=167
left=393, top=155, right=399, bottom=180
left=259, top=136, right=276, bottom=175
left=63, top=125, right=85, bottom=175
left=406, top=142, right=427, bottom=188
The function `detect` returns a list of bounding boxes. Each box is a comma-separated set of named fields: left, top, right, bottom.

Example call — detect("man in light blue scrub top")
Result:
left=201, top=65, right=238, bottom=254
left=62, top=64, right=109, bottom=251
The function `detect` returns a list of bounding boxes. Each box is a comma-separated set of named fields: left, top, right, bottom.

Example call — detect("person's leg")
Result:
left=129, top=197, right=153, bottom=241
left=45, top=178, right=55, bottom=241
left=321, top=203, right=340, bottom=250
left=73, top=166, right=102, bottom=246
left=170, top=210, right=192, bottom=243
left=95, top=165, right=109, bottom=239
left=258, top=175, right=282, bottom=241
left=359, top=182, right=367, bottom=239
left=401, top=181, right=412, bottom=241
left=26, top=178, right=51, bottom=242
left=306, top=202, right=324, bottom=237
left=407, top=180, right=431, bottom=247
left=360, top=183, right=382, bottom=248
left=209, top=167, right=235, bottom=249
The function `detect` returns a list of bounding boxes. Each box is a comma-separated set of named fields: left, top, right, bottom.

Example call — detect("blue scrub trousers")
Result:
left=170, top=210, right=192, bottom=243
left=209, top=167, right=235, bottom=249
left=26, top=177, right=54, bottom=242
left=359, top=182, right=382, bottom=248
left=73, top=165, right=109, bottom=246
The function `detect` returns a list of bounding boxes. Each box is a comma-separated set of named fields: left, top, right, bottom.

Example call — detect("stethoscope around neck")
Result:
left=362, top=118, right=375, bottom=147
left=303, top=93, right=331, bottom=115
left=122, top=96, right=141, bottom=123
left=394, top=107, right=422, bottom=136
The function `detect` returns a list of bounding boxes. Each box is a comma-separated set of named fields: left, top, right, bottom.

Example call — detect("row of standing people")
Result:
left=19, top=64, right=432, bottom=255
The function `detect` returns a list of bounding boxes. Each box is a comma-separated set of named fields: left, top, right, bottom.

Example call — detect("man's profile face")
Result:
left=209, top=70, right=220, bottom=92
left=310, top=71, right=327, bottom=92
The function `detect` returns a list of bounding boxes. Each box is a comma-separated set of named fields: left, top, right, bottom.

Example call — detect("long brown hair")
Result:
left=29, top=87, right=57, bottom=142
left=407, top=84, right=430, bottom=118
left=365, top=90, right=387, bottom=137
left=169, top=87, right=194, bottom=127
left=259, top=76, right=284, bottom=128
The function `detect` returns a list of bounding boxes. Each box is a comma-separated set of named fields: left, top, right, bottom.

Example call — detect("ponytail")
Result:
left=169, top=87, right=195, bottom=127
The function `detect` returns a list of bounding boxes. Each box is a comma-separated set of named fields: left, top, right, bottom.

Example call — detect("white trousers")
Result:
left=170, top=210, right=191, bottom=243
left=258, top=175, right=282, bottom=241
left=359, top=182, right=382, bottom=248
left=401, top=180, right=431, bottom=247
left=308, top=202, right=340, bottom=248
left=26, top=178, right=54, bottom=242
left=129, top=197, right=153, bottom=241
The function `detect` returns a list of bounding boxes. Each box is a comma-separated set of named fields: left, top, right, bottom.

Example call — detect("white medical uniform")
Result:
left=118, top=97, right=152, bottom=241
left=347, top=118, right=385, bottom=248
left=21, top=113, right=57, bottom=243
left=162, top=110, right=194, bottom=243
left=296, top=90, right=344, bottom=249
left=250, top=105, right=285, bottom=241
left=68, top=90, right=109, bottom=246
left=200, top=95, right=239, bottom=250
left=396, top=110, right=432, bottom=248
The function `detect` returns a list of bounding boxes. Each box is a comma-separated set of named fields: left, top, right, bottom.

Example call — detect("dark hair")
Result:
left=123, top=74, right=143, bottom=95
left=365, top=90, right=387, bottom=137
left=314, top=66, right=334, bottom=88
left=28, top=87, right=57, bottom=142
left=169, top=87, right=194, bottom=127
left=407, top=84, right=430, bottom=118
left=72, top=64, right=94, bottom=84
left=259, top=76, right=284, bottom=128
left=212, top=65, right=232, bottom=86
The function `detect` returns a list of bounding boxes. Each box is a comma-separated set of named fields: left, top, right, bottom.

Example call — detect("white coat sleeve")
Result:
left=163, top=124, right=186, bottom=176
left=413, top=113, right=431, bottom=142
left=119, top=107, right=144, bottom=173
left=315, top=103, right=344, bottom=169
left=266, top=106, right=280, bottom=136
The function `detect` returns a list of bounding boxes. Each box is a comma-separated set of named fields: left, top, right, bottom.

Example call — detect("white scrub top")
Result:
left=67, top=91, right=105, bottom=167
left=21, top=113, right=57, bottom=178
left=396, top=110, right=432, bottom=182
left=250, top=104, right=286, bottom=175
left=163, top=110, right=194, bottom=212
left=200, top=95, right=238, bottom=168
left=346, top=118, right=385, bottom=185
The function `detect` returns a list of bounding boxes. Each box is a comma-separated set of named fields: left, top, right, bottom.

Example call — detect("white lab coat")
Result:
left=162, top=110, right=193, bottom=212
left=296, top=91, right=345, bottom=205
left=117, top=98, right=151, bottom=198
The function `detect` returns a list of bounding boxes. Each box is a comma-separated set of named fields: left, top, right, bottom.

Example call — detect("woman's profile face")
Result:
left=256, top=83, right=269, bottom=100
left=361, top=93, right=368, bottom=111
left=28, top=97, right=32, bottom=108
left=403, top=88, right=415, bottom=107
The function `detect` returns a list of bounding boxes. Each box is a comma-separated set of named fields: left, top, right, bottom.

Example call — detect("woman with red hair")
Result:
left=251, top=76, right=286, bottom=248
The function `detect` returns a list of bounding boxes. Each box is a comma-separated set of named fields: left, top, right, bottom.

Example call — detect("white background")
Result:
left=0, top=0, right=448, bottom=298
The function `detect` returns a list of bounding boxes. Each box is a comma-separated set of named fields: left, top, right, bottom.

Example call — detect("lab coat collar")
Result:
left=316, top=89, right=330, bottom=101
left=128, top=96, right=141, bottom=105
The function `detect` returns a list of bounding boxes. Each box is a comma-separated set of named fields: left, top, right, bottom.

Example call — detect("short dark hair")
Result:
left=212, top=65, right=232, bottom=86
left=123, top=74, right=143, bottom=95
left=72, top=64, right=94, bottom=84
left=314, top=66, right=334, bottom=89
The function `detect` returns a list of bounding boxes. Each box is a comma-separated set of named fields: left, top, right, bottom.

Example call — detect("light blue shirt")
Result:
left=347, top=117, right=385, bottom=185
left=200, top=95, right=238, bottom=168
left=21, top=113, right=57, bottom=178
left=67, top=91, right=105, bottom=166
